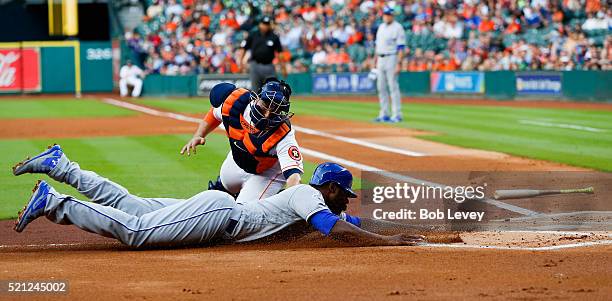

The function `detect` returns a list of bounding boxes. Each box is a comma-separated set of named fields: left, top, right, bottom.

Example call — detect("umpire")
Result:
left=240, top=16, right=286, bottom=91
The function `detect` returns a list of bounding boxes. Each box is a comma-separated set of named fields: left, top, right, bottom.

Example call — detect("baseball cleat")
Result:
left=14, top=180, right=50, bottom=233
left=389, top=116, right=403, bottom=123
left=374, top=116, right=390, bottom=123
left=12, top=144, right=64, bottom=176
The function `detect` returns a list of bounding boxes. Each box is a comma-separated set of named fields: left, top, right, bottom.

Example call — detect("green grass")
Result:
left=289, top=99, right=612, bottom=171
left=0, top=99, right=135, bottom=119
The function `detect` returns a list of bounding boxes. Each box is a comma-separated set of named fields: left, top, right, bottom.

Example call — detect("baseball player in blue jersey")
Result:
left=12, top=146, right=424, bottom=247
left=374, top=6, right=406, bottom=123
left=181, top=78, right=303, bottom=204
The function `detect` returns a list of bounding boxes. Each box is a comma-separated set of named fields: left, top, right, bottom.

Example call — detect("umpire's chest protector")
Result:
left=220, top=88, right=291, bottom=174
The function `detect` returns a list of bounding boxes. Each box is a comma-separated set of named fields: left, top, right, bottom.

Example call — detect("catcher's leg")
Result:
left=235, top=163, right=285, bottom=203
left=218, top=152, right=249, bottom=196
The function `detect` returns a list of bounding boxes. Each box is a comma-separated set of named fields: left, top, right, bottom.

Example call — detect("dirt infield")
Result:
left=1, top=98, right=611, bottom=300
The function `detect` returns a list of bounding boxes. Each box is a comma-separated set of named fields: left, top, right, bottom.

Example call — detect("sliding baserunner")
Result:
left=12, top=145, right=424, bottom=247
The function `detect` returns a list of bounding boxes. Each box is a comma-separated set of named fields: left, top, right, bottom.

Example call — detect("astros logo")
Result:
left=288, top=146, right=301, bottom=160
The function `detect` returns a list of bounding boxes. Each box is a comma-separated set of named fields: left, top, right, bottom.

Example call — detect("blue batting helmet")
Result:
left=309, top=162, right=357, bottom=198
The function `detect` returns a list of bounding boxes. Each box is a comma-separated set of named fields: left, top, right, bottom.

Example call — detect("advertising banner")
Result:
left=516, top=73, right=562, bottom=96
left=312, top=73, right=375, bottom=94
left=0, top=47, right=41, bottom=93
left=430, top=72, right=484, bottom=94
left=197, top=74, right=251, bottom=96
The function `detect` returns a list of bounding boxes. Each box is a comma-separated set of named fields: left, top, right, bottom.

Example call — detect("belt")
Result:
left=251, top=60, right=272, bottom=65
left=224, top=206, right=242, bottom=235
left=225, top=219, right=239, bottom=234
left=377, top=53, right=396, bottom=57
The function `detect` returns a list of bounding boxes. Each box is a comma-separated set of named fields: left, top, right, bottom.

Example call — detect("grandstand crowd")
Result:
left=125, top=0, right=612, bottom=76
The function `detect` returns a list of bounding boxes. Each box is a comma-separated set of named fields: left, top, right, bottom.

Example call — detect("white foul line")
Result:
left=101, top=97, right=538, bottom=218
left=519, top=119, right=607, bottom=133
left=293, top=125, right=425, bottom=157
left=422, top=240, right=612, bottom=251
left=103, top=98, right=202, bottom=123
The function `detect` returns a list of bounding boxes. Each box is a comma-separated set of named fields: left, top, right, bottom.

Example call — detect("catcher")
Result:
left=181, top=77, right=303, bottom=203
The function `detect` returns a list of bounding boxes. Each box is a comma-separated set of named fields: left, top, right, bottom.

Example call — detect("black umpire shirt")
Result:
left=241, top=30, right=282, bottom=65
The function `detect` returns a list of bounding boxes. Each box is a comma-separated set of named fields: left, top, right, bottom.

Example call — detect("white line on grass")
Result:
left=519, top=119, right=607, bottom=133
left=102, top=98, right=538, bottom=216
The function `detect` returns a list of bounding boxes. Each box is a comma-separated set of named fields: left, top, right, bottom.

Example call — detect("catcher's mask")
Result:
left=249, top=78, right=293, bottom=135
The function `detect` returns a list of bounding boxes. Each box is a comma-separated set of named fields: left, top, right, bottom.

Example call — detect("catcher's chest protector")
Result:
left=221, top=88, right=291, bottom=174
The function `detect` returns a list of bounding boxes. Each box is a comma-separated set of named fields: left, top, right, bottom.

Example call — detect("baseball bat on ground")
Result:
left=493, top=187, right=594, bottom=200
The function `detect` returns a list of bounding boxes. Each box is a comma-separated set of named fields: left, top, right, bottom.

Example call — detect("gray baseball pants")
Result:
left=376, top=55, right=402, bottom=119
left=42, top=156, right=238, bottom=247
left=250, top=61, right=276, bottom=92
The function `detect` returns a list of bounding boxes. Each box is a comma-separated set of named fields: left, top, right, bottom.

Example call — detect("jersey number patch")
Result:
left=288, top=146, right=301, bottom=161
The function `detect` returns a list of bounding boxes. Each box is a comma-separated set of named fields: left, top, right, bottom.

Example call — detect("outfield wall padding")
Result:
left=399, top=72, right=430, bottom=96
left=139, top=71, right=612, bottom=102
left=285, top=73, right=312, bottom=95
left=561, top=71, right=612, bottom=102
left=142, top=74, right=198, bottom=97
left=80, top=41, right=113, bottom=92
left=485, top=71, right=516, bottom=100
left=41, top=47, right=76, bottom=93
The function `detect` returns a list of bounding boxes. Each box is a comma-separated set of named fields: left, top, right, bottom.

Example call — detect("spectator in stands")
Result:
left=144, top=50, right=163, bottom=74
left=146, top=0, right=163, bottom=19
left=312, top=45, right=327, bottom=65
left=196, top=56, right=213, bottom=74
left=444, top=13, right=464, bottom=39
left=165, top=0, right=184, bottom=17
left=582, top=12, right=608, bottom=31
left=119, top=60, right=144, bottom=98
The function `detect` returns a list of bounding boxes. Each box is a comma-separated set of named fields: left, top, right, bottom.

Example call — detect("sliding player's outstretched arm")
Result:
left=328, top=219, right=424, bottom=247
left=358, top=218, right=434, bottom=235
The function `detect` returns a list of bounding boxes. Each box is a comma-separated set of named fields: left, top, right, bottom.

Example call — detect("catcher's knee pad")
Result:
left=207, top=176, right=235, bottom=198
